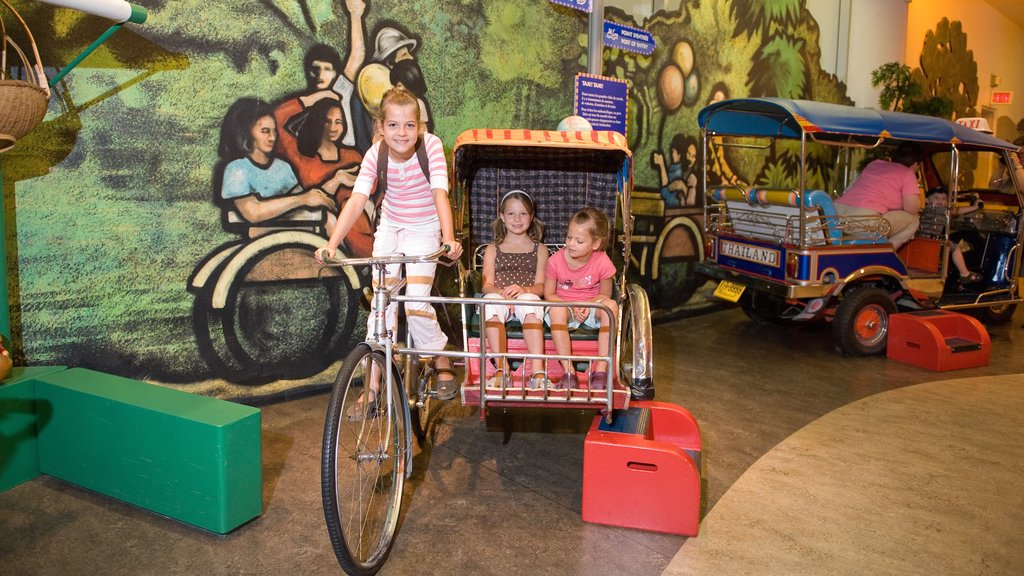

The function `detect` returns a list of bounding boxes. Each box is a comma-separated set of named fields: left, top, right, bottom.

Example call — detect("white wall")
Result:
left=806, top=0, right=850, bottom=82
left=846, top=0, right=909, bottom=108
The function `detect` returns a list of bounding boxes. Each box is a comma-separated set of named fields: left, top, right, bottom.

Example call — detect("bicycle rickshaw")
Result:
left=696, top=98, right=1024, bottom=355
left=318, top=128, right=655, bottom=575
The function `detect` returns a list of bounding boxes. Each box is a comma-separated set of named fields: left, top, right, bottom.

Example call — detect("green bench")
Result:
left=0, top=367, right=261, bottom=534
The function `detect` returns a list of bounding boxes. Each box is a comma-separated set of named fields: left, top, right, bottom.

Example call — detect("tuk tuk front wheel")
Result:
left=833, top=287, right=896, bottom=356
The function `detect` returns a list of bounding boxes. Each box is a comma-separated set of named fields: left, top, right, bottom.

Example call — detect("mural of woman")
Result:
left=218, top=98, right=338, bottom=235
left=295, top=99, right=374, bottom=256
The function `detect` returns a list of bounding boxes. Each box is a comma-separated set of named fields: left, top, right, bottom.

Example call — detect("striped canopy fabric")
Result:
left=452, top=129, right=632, bottom=249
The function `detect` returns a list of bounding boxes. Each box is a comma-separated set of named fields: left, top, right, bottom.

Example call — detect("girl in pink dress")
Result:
left=544, top=208, right=617, bottom=390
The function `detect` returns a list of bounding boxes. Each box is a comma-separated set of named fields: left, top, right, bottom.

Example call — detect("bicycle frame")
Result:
left=321, top=246, right=450, bottom=477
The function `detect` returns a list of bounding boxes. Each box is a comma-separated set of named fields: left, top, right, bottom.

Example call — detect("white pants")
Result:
left=368, top=226, right=448, bottom=353
left=482, top=292, right=543, bottom=323
left=835, top=204, right=919, bottom=249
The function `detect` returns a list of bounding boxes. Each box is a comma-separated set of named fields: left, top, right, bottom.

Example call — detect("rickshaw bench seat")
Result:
left=464, top=305, right=601, bottom=341
left=464, top=335, right=607, bottom=383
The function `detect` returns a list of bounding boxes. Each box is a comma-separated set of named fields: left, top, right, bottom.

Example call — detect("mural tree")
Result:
left=912, top=17, right=979, bottom=121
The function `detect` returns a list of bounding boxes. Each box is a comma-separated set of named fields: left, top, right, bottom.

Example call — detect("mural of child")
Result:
left=218, top=98, right=338, bottom=234
left=294, top=99, right=371, bottom=256
left=651, top=133, right=698, bottom=207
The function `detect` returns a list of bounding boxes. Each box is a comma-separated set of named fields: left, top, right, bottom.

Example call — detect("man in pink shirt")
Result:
left=835, top=142, right=923, bottom=249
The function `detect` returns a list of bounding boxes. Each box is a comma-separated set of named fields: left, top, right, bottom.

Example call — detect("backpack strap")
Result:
left=375, top=138, right=431, bottom=195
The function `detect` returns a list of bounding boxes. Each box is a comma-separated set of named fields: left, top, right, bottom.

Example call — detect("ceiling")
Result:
left=985, top=0, right=1024, bottom=29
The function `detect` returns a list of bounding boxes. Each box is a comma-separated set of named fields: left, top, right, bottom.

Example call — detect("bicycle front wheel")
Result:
left=322, top=343, right=409, bottom=576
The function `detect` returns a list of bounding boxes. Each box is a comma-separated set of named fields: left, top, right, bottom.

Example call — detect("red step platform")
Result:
left=582, top=401, right=702, bottom=536
left=887, top=309, right=990, bottom=371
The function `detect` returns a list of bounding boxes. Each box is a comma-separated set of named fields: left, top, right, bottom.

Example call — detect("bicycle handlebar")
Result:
left=319, top=245, right=451, bottom=268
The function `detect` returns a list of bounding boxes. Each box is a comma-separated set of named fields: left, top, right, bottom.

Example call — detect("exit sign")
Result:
left=991, top=91, right=1013, bottom=105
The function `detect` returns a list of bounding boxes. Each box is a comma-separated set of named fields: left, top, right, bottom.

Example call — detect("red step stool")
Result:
left=582, top=401, right=702, bottom=536
left=887, top=309, right=990, bottom=371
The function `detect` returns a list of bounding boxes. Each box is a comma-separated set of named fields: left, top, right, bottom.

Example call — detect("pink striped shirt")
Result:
left=353, top=132, right=449, bottom=232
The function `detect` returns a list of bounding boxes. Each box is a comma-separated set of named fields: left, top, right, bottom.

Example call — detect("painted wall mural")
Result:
left=3, top=1, right=1015, bottom=400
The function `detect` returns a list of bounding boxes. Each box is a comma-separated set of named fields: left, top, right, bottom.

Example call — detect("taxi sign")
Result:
left=713, top=280, right=746, bottom=303
left=955, top=117, right=992, bottom=134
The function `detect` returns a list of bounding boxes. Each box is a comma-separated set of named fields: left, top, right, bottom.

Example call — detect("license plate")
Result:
left=714, top=280, right=746, bottom=303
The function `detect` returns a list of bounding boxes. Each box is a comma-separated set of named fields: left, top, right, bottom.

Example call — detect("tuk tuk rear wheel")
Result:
left=978, top=303, right=1017, bottom=324
left=833, top=287, right=896, bottom=356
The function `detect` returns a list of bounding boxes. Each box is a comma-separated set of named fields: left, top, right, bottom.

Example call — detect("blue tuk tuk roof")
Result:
left=698, top=98, right=1018, bottom=151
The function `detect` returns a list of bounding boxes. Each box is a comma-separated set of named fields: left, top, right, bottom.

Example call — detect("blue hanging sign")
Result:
left=549, top=0, right=592, bottom=13
left=574, top=73, right=629, bottom=137
left=603, top=21, right=655, bottom=56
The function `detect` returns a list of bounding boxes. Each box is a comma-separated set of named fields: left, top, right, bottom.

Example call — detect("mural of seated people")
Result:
left=218, top=98, right=338, bottom=236
left=188, top=97, right=362, bottom=386
left=651, top=133, right=699, bottom=207
left=293, top=99, right=373, bottom=256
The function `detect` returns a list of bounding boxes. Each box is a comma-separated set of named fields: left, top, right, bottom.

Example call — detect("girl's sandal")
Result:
left=434, top=366, right=459, bottom=401
left=346, top=389, right=379, bottom=422
left=528, top=372, right=550, bottom=389
left=486, top=369, right=510, bottom=389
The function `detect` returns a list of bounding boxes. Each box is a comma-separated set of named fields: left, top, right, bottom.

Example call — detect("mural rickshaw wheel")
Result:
left=740, top=290, right=789, bottom=324
left=193, top=234, right=363, bottom=385
left=401, top=353, right=434, bottom=445
left=648, top=215, right=705, bottom=309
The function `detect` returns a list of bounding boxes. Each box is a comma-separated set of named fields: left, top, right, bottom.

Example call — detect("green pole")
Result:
left=47, top=5, right=148, bottom=88
left=0, top=158, right=10, bottom=342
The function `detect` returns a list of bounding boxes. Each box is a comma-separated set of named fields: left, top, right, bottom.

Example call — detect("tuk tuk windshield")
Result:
left=931, top=149, right=1021, bottom=200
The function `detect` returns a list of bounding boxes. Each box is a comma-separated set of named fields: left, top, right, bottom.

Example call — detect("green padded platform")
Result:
left=0, top=366, right=66, bottom=491
left=32, top=368, right=262, bottom=534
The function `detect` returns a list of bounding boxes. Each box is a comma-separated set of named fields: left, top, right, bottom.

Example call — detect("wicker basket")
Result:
left=0, top=0, right=50, bottom=153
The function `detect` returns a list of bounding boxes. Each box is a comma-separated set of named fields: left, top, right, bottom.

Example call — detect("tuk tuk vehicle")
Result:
left=696, top=98, right=1024, bottom=355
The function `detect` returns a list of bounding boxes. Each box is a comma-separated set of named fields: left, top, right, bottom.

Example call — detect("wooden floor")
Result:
left=3, top=297, right=1023, bottom=576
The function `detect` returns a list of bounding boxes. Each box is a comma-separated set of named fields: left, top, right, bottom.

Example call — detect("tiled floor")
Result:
left=3, top=300, right=1023, bottom=576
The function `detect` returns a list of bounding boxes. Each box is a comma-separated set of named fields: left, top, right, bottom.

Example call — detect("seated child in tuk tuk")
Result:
left=544, top=207, right=617, bottom=390
left=918, top=186, right=982, bottom=283
left=481, top=190, right=548, bottom=388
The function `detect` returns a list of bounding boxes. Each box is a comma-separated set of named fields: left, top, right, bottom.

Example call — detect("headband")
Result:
left=499, top=189, right=532, bottom=208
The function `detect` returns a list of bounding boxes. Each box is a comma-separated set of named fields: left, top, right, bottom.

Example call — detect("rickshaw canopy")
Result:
left=698, top=98, right=1018, bottom=151
left=451, top=129, right=633, bottom=248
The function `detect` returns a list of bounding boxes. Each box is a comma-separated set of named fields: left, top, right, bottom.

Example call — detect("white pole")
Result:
left=35, top=0, right=143, bottom=23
